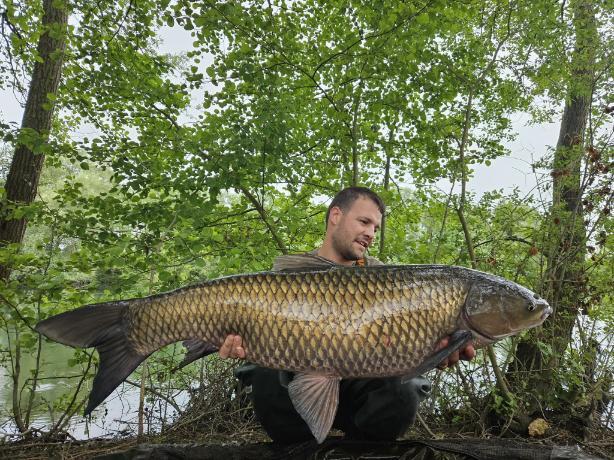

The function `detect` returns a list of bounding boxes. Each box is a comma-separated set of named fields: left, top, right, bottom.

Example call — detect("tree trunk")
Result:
left=240, top=186, right=288, bottom=255
left=545, top=0, right=595, bottom=358
left=349, top=91, right=361, bottom=187
left=507, top=0, right=596, bottom=411
left=0, top=0, right=68, bottom=280
left=378, top=127, right=394, bottom=261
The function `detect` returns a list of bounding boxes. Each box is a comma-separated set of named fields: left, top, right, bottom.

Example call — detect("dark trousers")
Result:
left=235, top=365, right=431, bottom=443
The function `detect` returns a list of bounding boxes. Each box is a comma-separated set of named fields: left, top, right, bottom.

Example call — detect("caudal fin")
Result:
left=35, top=301, right=149, bottom=415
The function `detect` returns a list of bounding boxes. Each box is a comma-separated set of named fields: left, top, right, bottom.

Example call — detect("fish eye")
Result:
left=528, top=304, right=536, bottom=312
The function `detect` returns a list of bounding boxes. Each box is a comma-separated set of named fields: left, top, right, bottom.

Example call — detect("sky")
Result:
left=0, top=25, right=562, bottom=200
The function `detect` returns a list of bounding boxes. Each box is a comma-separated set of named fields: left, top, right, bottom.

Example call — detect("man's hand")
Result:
left=436, top=336, right=475, bottom=370
left=219, top=334, right=246, bottom=359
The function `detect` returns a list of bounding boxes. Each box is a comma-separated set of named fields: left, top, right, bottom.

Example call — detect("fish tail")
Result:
left=35, top=300, right=149, bottom=415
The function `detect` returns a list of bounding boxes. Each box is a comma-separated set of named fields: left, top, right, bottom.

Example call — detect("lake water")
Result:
left=0, top=339, right=188, bottom=440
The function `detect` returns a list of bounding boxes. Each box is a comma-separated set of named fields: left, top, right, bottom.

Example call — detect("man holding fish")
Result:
left=37, top=187, right=550, bottom=444
left=219, top=187, right=476, bottom=443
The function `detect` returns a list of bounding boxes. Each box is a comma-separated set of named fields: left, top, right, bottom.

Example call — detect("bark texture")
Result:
left=0, top=0, right=68, bottom=280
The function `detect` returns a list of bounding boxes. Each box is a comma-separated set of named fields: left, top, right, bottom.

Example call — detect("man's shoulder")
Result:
left=364, top=255, right=384, bottom=266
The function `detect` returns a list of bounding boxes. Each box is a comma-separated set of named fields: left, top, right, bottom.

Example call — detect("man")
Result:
left=219, top=187, right=475, bottom=443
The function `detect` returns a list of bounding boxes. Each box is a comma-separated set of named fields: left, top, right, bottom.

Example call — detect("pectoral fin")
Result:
left=177, top=339, right=219, bottom=369
left=401, top=330, right=472, bottom=383
left=287, top=373, right=341, bottom=444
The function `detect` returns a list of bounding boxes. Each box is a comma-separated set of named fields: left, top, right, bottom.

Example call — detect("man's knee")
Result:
left=348, top=376, right=431, bottom=441
left=236, top=365, right=313, bottom=444
left=405, top=375, right=432, bottom=402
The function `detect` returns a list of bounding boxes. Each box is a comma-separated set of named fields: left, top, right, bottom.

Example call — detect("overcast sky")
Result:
left=0, top=25, right=561, bottom=200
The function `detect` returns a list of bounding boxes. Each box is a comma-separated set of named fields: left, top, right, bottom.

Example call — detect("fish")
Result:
left=35, top=264, right=551, bottom=443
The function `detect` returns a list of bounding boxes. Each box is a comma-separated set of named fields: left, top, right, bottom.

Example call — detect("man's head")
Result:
left=323, top=187, right=385, bottom=263
left=325, top=187, right=386, bottom=227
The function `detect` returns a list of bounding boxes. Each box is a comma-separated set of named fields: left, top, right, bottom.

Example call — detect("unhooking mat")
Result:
left=93, top=437, right=604, bottom=460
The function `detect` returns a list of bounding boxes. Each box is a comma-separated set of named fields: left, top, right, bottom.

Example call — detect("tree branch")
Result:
left=239, top=186, right=288, bottom=254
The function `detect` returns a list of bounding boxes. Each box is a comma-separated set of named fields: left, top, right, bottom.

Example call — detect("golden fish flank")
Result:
left=191, top=274, right=458, bottom=375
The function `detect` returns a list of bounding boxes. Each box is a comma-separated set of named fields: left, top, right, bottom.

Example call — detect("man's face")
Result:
left=329, top=197, right=382, bottom=262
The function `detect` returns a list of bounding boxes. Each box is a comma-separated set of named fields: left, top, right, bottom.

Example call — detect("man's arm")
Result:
left=435, top=336, right=475, bottom=368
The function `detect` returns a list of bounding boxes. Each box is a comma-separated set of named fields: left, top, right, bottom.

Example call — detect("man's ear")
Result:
left=329, top=206, right=343, bottom=226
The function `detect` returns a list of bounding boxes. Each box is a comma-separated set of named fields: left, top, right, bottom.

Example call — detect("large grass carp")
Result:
left=36, top=264, right=551, bottom=442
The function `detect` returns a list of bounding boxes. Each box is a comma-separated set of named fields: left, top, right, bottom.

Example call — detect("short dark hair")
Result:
left=325, top=187, right=386, bottom=226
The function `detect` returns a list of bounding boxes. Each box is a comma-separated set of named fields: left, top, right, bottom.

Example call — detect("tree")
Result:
left=545, top=0, right=596, bottom=369
left=0, top=0, right=68, bottom=281
left=507, top=0, right=612, bottom=429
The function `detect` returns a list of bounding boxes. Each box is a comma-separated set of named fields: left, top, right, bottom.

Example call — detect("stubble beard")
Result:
left=331, top=230, right=362, bottom=262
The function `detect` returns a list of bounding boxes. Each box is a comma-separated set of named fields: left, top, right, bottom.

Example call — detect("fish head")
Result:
left=462, top=273, right=551, bottom=343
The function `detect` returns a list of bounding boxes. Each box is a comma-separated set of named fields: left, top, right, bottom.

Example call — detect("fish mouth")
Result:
left=534, top=298, right=552, bottom=322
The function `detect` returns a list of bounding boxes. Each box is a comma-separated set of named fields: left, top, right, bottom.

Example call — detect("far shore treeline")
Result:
left=0, top=0, right=611, bottom=453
